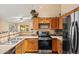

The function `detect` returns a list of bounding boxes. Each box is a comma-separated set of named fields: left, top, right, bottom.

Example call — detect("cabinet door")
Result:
left=58, top=17, right=63, bottom=29
left=32, top=18, right=39, bottom=30
left=25, top=39, right=38, bottom=53
left=21, top=40, right=26, bottom=53
left=50, top=18, right=54, bottom=29
left=16, top=42, right=22, bottom=54
left=52, top=38, right=62, bottom=54
left=39, top=18, right=50, bottom=23
left=16, top=40, right=25, bottom=54
left=54, top=18, right=59, bottom=29
left=50, top=18, right=59, bottom=29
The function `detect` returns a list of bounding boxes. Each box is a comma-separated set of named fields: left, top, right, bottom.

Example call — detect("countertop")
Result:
left=0, top=35, right=63, bottom=54
left=0, top=37, right=25, bottom=54
left=0, top=45, right=14, bottom=54
left=16, top=35, right=62, bottom=40
left=16, top=35, right=38, bottom=38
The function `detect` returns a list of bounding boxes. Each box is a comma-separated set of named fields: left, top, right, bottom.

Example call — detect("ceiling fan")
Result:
left=30, top=9, right=39, bottom=18
left=8, top=16, right=32, bottom=23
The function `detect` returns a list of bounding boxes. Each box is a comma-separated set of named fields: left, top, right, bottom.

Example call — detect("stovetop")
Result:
left=38, top=37, right=52, bottom=40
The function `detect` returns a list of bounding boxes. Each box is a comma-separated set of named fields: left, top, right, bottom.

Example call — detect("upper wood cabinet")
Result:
left=50, top=17, right=59, bottom=30
left=32, top=17, right=51, bottom=30
left=32, top=17, right=63, bottom=30
left=32, top=18, right=40, bottom=30
left=39, top=18, right=50, bottom=23
left=58, top=17, right=63, bottom=29
left=50, top=17, right=63, bottom=30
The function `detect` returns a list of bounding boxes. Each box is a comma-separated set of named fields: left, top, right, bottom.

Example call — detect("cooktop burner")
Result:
left=39, top=37, right=51, bottom=40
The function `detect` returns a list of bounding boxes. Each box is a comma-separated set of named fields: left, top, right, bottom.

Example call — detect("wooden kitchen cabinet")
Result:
left=50, top=17, right=63, bottom=29
left=32, top=17, right=63, bottom=30
left=50, top=18, right=54, bottom=29
left=16, top=38, right=38, bottom=54
left=25, top=38, right=38, bottom=53
left=58, top=17, right=63, bottom=29
left=39, top=18, right=50, bottom=23
left=32, top=17, right=51, bottom=29
left=16, top=40, right=25, bottom=54
left=50, top=18, right=59, bottom=29
left=52, top=38, right=62, bottom=54
left=32, top=17, right=39, bottom=30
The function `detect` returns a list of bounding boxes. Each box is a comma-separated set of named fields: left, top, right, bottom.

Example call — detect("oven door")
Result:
left=38, top=40, right=52, bottom=50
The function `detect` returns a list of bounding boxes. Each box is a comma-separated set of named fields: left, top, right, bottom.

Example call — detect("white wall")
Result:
left=61, top=4, right=79, bottom=15
left=0, top=20, right=10, bottom=32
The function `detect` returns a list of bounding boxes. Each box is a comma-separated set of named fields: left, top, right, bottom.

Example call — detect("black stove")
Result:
left=39, top=40, right=52, bottom=50
left=37, top=31, right=52, bottom=53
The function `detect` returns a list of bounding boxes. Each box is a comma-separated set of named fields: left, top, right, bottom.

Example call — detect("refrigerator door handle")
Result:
left=69, top=21, right=73, bottom=53
left=74, top=21, right=79, bottom=54
left=73, top=23, right=77, bottom=53
left=70, top=21, right=79, bottom=54
left=70, top=22, right=75, bottom=53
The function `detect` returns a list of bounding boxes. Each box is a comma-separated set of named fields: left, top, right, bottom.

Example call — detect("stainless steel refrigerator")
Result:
left=70, top=11, right=79, bottom=54
left=63, top=11, right=79, bottom=54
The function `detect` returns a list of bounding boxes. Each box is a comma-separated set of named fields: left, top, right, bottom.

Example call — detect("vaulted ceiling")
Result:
left=0, top=4, right=61, bottom=22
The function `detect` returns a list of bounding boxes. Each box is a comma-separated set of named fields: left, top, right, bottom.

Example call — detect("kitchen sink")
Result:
left=0, top=40, right=18, bottom=45
left=0, top=37, right=22, bottom=45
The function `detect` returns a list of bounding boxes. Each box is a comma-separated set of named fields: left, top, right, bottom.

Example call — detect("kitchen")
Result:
left=0, top=4, right=79, bottom=54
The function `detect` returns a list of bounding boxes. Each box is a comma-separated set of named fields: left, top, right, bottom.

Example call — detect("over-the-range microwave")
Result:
left=39, top=23, right=50, bottom=29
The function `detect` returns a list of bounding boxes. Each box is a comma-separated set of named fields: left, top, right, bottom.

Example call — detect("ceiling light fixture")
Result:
left=30, top=5, right=39, bottom=18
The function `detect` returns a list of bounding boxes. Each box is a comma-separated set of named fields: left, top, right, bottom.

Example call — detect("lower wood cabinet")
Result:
left=25, top=39, right=38, bottom=53
left=52, top=38, right=62, bottom=54
left=16, top=40, right=25, bottom=54
left=16, top=38, right=38, bottom=54
left=16, top=38, right=62, bottom=54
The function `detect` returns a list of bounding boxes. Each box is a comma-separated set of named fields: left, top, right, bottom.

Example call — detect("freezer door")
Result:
left=75, top=11, right=79, bottom=53
left=70, top=21, right=79, bottom=54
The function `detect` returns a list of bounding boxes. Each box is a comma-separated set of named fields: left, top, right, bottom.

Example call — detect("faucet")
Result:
left=8, top=37, right=10, bottom=42
left=8, top=31, right=10, bottom=42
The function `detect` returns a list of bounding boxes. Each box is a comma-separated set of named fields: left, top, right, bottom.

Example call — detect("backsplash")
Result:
left=31, top=29, right=55, bottom=35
